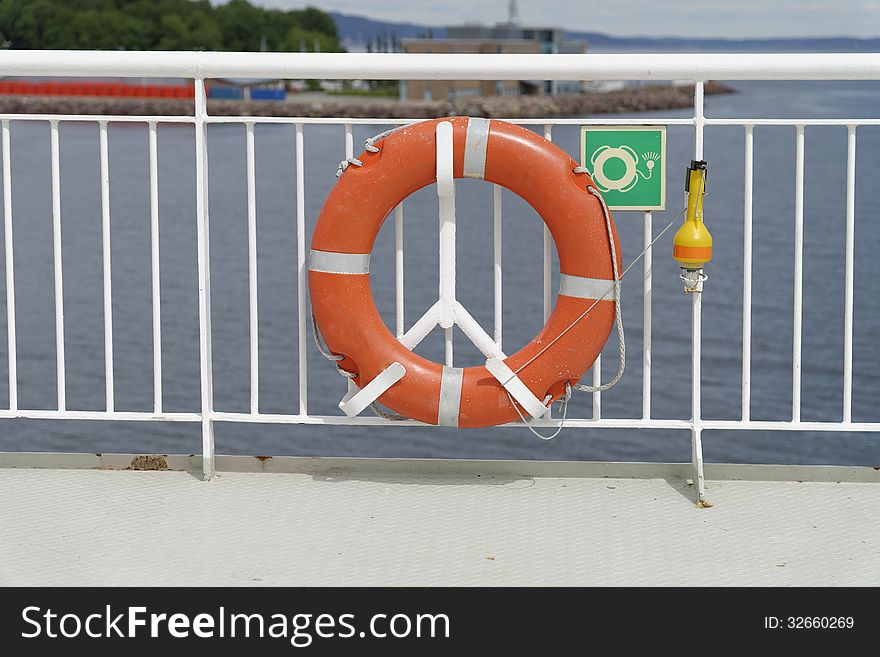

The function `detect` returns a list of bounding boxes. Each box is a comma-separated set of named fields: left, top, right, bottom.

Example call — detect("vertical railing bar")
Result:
left=444, top=328, right=453, bottom=366
left=585, top=121, right=601, bottom=419
left=148, top=121, right=162, bottom=414
left=246, top=121, right=259, bottom=415
left=691, top=291, right=705, bottom=499
left=542, top=125, right=554, bottom=419
left=542, top=124, right=553, bottom=323
left=346, top=122, right=405, bottom=339
left=50, top=119, right=66, bottom=411
left=2, top=120, right=17, bottom=411
left=345, top=123, right=360, bottom=402
left=194, top=78, right=215, bottom=480
left=395, top=203, right=404, bottom=339
left=588, top=116, right=600, bottom=419
left=493, top=184, right=502, bottom=349
left=344, top=123, right=353, bottom=159
left=436, top=121, right=455, bottom=368
left=694, top=81, right=705, bottom=161
left=642, top=210, right=652, bottom=420
left=591, top=359, right=601, bottom=419
left=792, top=124, right=805, bottom=422
left=99, top=121, right=114, bottom=413
left=843, top=125, right=856, bottom=423
left=691, top=80, right=706, bottom=500
left=741, top=125, right=754, bottom=422
left=296, top=123, right=308, bottom=415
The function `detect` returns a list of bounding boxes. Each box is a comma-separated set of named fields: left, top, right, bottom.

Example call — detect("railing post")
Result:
left=742, top=125, right=753, bottom=422
left=339, top=124, right=360, bottom=401
left=395, top=203, right=405, bottom=339
left=843, top=126, right=856, bottom=424
left=493, top=184, right=502, bottom=350
left=642, top=211, right=652, bottom=420
left=437, top=121, right=456, bottom=367
left=2, top=119, right=17, bottom=412
left=691, top=81, right=707, bottom=504
left=543, top=124, right=554, bottom=420
left=246, top=121, right=259, bottom=415
left=194, top=78, right=215, bottom=480
left=542, top=124, right=553, bottom=324
left=50, top=119, right=66, bottom=412
left=99, top=121, right=114, bottom=413
left=691, top=298, right=706, bottom=504
left=296, top=123, right=308, bottom=416
left=148, top=121, right=163, bottom=414
left=792, top=125, right=805, bottom=422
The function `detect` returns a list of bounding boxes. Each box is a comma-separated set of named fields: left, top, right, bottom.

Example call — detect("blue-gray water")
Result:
left=0, top=79, right=878, bottom=465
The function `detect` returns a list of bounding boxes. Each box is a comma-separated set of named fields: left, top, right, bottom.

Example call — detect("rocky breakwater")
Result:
left=0, top=82, right=734, bottom=118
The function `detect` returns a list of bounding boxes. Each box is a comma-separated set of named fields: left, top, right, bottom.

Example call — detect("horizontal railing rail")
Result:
left=1, top=51, right=880, bottom=80
left=0, top=52, right=877, bottom=502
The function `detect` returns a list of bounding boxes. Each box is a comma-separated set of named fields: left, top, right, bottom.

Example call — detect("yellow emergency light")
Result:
left=673, top=160, right=712, bottom=271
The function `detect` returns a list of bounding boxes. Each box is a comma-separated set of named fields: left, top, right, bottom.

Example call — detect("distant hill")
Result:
left=331, top=11, right=880, bottom=53
left=564, top=32, right=880, bottom=52
left=331, top=12, right=446, bottom=50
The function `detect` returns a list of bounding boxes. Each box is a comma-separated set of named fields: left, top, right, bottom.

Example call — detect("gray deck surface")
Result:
left=1, top=456, right=878, bottom=586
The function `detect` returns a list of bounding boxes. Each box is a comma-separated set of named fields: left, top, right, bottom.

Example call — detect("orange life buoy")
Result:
left=309, top=117, right=620, bottom=428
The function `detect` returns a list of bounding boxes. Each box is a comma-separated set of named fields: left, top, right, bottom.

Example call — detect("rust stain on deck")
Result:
left=127, top=455, right=169, bottom=471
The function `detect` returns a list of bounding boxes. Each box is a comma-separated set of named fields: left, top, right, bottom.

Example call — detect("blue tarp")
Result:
left=207, top=86, right=244, bottom=99
left=250, top=87, right=286, bottom=100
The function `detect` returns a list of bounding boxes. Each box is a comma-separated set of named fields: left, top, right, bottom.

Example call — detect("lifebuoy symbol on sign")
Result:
left=590, top=145, right=658, bottom=193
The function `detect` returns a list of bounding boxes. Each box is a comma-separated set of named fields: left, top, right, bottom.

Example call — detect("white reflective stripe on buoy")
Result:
left=485, top=357, right=549, bottom=420
left=338, top=362, right=406, bottom=417
left=437, top=366, right=464, bottom=427
left=559, top=273, right=617, bottom=301
left=463, top=117, right=490, bottom=179
left=309, top=249, right=370, bottom=274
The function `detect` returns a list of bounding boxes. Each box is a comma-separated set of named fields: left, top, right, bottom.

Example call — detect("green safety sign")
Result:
left=581, top=126, right=666, bottom=211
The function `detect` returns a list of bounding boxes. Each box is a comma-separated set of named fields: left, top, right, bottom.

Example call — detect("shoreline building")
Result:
left=400, top=0, right=587, bottom=101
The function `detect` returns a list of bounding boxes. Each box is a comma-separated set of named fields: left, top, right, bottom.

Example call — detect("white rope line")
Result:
left=314, top=193, right=683, bottom=426
left=313, top=311, right=406, bottom=420
left=507, top=177, right=624, bottom=389
left=369, top=401, right=406, bottom=422
left=364, top=127, right=401, bottom=152
left=336, top=366, right=357, bottom=380
left=336, top=126, right=403, bottom=177
left=507, top=186, right=687, bottom=391
left=311, top=312, right=343, bottom=361
left=335, top=157, right=363, bottom=178
left=507, top=382, right=571, bottom=440
left=504, top=189, right=683, bottom=440
left=575, top=185, right=625, bottom=393
left=325, top=146, right=683, bottom=428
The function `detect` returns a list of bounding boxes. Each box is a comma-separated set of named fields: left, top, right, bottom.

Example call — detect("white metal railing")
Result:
left=0, top=52, right=879, bottom=499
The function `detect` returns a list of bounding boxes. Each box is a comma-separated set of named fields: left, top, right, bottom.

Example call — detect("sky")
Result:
left=238, top=0, right=880, bottom=39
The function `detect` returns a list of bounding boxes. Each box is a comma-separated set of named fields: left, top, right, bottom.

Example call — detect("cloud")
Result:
left=232, top=0, right=880, bottom=38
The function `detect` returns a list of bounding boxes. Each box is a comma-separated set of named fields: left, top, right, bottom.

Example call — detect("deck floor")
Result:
left=1, top=457, right=878, bottom=586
